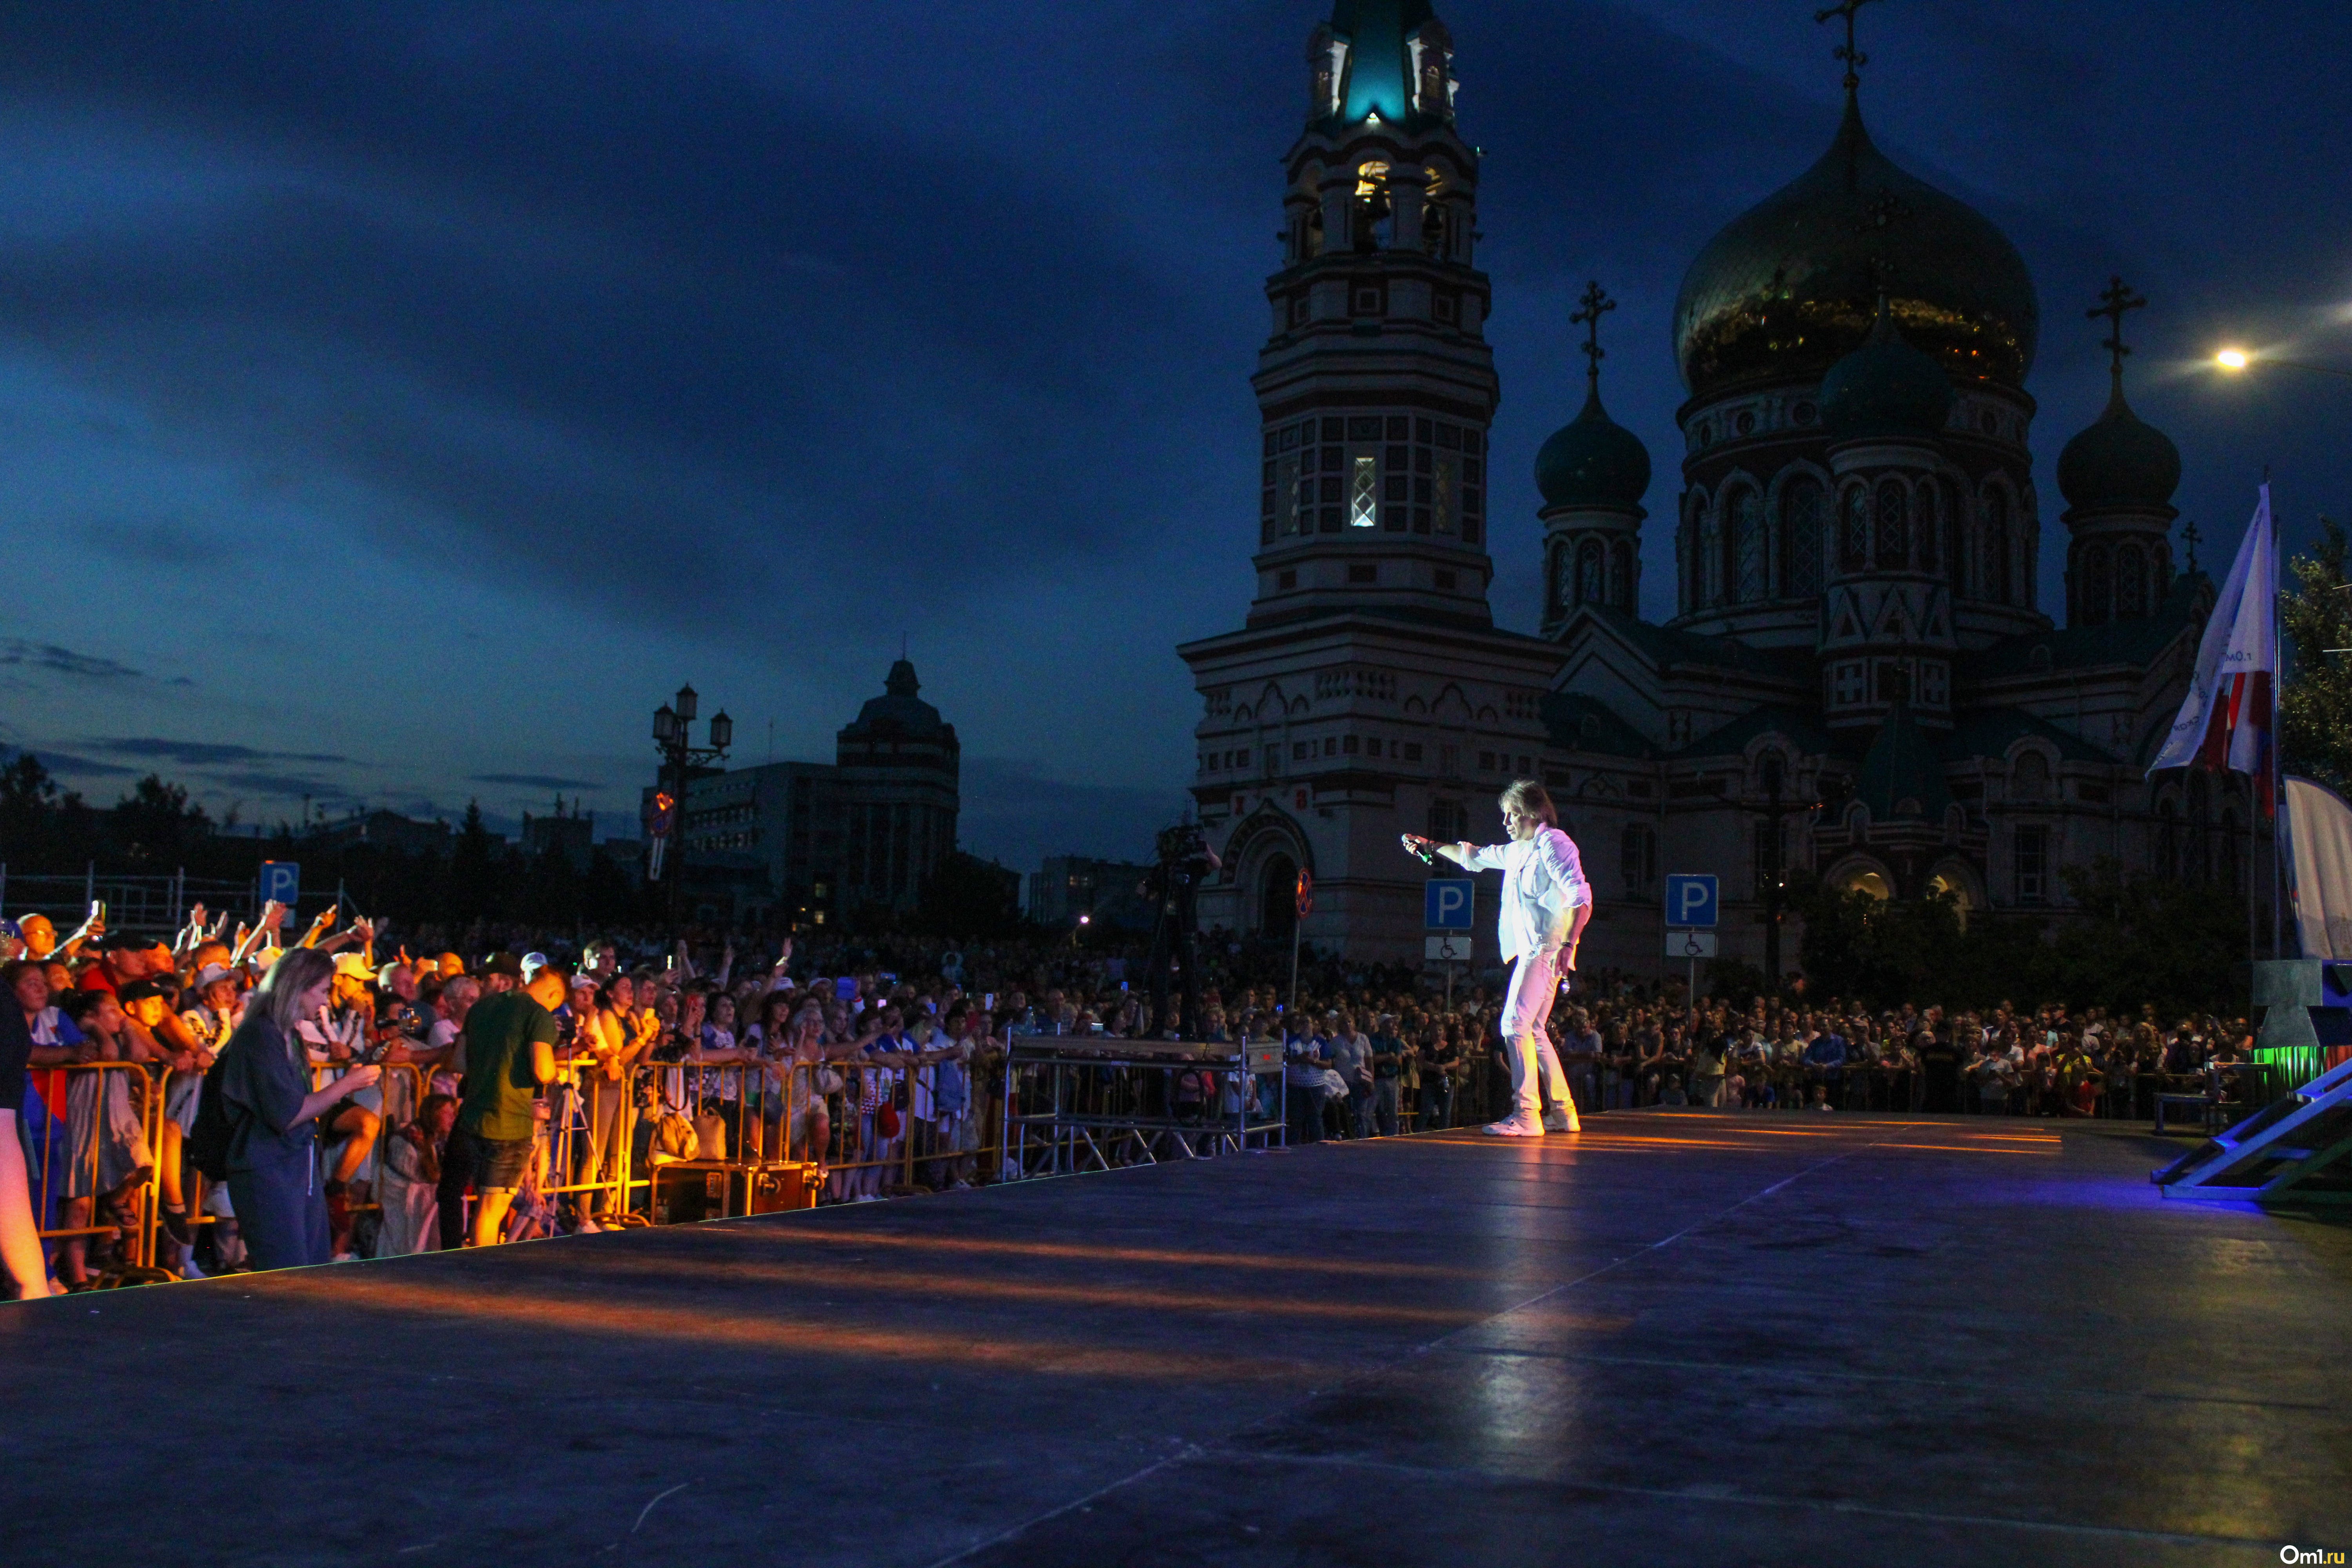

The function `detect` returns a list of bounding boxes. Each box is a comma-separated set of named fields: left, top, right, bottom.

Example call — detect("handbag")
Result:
left=693, top=1111, right=728, bottom=1163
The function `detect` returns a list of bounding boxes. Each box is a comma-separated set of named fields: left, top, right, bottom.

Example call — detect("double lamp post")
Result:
left=649, top=683, right=731, bottom=935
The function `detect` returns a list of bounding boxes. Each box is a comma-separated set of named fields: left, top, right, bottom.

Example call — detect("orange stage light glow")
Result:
left=275, top=1275, right=1308, bottom=1382
left=713, top=1226, right=1486, bottom=1280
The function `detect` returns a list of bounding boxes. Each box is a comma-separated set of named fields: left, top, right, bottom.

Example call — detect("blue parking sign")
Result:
left=259, top=860, right=301, bottom=909
left=1424, top=878, right=1474, bottom=930
left=1664, top=873, right=1718, bottom=929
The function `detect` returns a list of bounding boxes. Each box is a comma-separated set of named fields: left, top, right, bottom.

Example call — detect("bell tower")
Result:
left=1181, top=0, right=1563, bottom=966
left=1249, top=0, right=1498, bottom=629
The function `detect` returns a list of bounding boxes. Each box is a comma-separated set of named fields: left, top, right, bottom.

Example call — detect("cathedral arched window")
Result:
left=2116, top=541, right=2147, bottom=618
left=1840, top=485, right=1869, bottom=573
left=1985, top=489, right=2011, bottom=605
left=2078, top=541, right=2112, bottom=628
left=1679, top=496, right=1703, bottom=615
left=1620, top=822, right=1657, bottom=897
left=1550, top=544, right=1571, bottom=616
left=1874, top=481, right=1909, bottom=570
left=1698, top=500, right=1724, bottom=606
left=1782, top=479, right=1824, bottom=599
left=1576, top=538, right=1605, bottom=606
left=1913, top=483, right=1941, bottom=576
left=2012, top=750, right=2051, bottom=802
left=1612, top=539, right=1634, bottom=610
left=1351, top=161, right=1392, bottom=251
left=1729, top=487, right=1766, bottom=603
left=1943, top=481, right=1962, bottom=581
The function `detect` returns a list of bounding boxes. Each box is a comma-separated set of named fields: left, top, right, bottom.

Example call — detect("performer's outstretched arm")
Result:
left=1399, top=833, right=1484, bottom=869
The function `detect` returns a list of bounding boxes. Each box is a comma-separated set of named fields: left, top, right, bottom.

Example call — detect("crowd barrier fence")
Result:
left=25, top=1060, right=163, bottom=1280
left=19, top=1035, right=2294, bottom=1287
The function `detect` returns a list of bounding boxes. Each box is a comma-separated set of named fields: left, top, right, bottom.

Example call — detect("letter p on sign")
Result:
left=1424, top=878, right=1474, bottom=931
left=1664, top=873, right=1718, bottom=929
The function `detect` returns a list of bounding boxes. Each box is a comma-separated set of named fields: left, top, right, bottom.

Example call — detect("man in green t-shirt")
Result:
left=455, top=964, right=565, bottom=1247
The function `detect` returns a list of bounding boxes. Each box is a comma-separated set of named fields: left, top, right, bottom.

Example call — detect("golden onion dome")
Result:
left=1673, top=96, right=2037, bottom=400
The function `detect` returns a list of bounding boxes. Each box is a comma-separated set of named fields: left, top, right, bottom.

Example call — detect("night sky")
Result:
left=2, top=1, right=2348, bottom=873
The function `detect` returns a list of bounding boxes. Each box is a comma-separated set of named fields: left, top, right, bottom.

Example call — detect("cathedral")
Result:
left=1179, top=0, right=2243, bottom=977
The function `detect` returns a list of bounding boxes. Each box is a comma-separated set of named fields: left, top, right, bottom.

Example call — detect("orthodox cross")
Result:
left=1570, top=280, right=1615, bottom=387
left=1815, top=0, right=1882, bottom=95
left=2178, top=519, right=2201, bottom=573
left=2088, top=274, right=2147, bottom=390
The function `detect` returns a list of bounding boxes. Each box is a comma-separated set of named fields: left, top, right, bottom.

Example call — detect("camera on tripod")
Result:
left=1155, top=821, right=1214, bottom=886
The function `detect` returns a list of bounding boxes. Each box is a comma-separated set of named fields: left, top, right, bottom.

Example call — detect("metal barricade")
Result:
left=998, top=1034, right=1285, bottom=1179
left=25, top=1060, right=163, bottom=1281
left=304, top=1061, right=441, bottom=1254
left=633, top=1058, right=826, bottom=1221
left=632, top=1046, right=1020, bottom=1214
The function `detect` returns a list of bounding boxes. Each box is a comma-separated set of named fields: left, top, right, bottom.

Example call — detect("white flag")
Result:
left=2149, top=484, right=2276, bottom=777
left=2287, top=775, right=2352, bottom=959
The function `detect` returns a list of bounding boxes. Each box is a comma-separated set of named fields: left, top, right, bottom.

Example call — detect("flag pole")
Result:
left=2273, top=490, right=2287, bottom=960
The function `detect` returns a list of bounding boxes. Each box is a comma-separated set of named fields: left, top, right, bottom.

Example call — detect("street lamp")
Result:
left=648, top=682, right=732, bottom=935
left=2213, top=347, right=2352, bottom=381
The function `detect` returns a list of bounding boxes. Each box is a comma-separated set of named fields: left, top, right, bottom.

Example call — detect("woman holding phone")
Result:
left=205, top=947, right=380, bottom=1270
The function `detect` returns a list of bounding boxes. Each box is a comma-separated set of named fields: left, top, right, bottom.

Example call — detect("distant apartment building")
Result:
left=1027, top=855, right=1156, bottom=931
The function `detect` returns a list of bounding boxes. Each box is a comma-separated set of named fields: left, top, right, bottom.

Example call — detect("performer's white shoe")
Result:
left=1543, top=1107, right=1579, bottom=1134
left=1483, top=1113, right=1544, bottom=1137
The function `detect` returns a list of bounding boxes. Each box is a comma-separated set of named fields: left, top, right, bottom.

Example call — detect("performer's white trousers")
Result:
left=1501, top=949, right=1573, bottom=1124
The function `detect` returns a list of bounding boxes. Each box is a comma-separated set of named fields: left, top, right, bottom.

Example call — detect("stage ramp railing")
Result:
left=2152, top=1053, right=2352, bottom=1205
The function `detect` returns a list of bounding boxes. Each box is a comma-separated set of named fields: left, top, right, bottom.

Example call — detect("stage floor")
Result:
left=5, top=1112, right=2349, bottom=1567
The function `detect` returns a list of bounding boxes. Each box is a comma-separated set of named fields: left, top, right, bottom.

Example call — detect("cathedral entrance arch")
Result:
left=1258, top=853, right=1299, bottom=944
left=1826, top=857, right=1894, bottom=900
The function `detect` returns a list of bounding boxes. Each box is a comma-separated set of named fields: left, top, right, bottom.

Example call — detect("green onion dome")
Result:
left=2056, top=381, right=2181, bottom=513
left=1535, top=383, right=1651, bottom=510
left=1673, top=96, right=2037, bottom=397
left=1820, top=299, right=1955, bottom=441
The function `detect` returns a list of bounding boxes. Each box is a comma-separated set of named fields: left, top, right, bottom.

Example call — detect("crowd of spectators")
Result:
left=0, top=899, right=2264, bottom=1299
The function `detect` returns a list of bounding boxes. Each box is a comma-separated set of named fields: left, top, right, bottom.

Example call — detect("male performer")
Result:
left=1401, top=779, right=1590, bottom=1137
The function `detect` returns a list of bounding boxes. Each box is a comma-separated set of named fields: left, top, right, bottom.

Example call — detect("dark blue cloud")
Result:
left=471, top=772, right=603, bottom=791
left=15, top=748, right=141, bottom=780
left=94, top=738, right=349, bottom=766
left=0, top=2, right=1216, bottom=631
left=0, top=640, right=145, bottom=681
left=200, top=768, right=353, bottom=802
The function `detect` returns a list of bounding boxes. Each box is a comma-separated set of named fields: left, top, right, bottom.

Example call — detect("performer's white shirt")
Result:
left=1467, top=825, right=1592, bottom=965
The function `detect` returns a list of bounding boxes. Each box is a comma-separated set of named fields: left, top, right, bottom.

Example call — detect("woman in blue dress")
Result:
left=207, top=947, right=380, bottom=1271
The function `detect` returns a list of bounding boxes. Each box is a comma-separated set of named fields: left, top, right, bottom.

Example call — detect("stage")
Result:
left=4, top=1112, right=2348, bottom=1567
